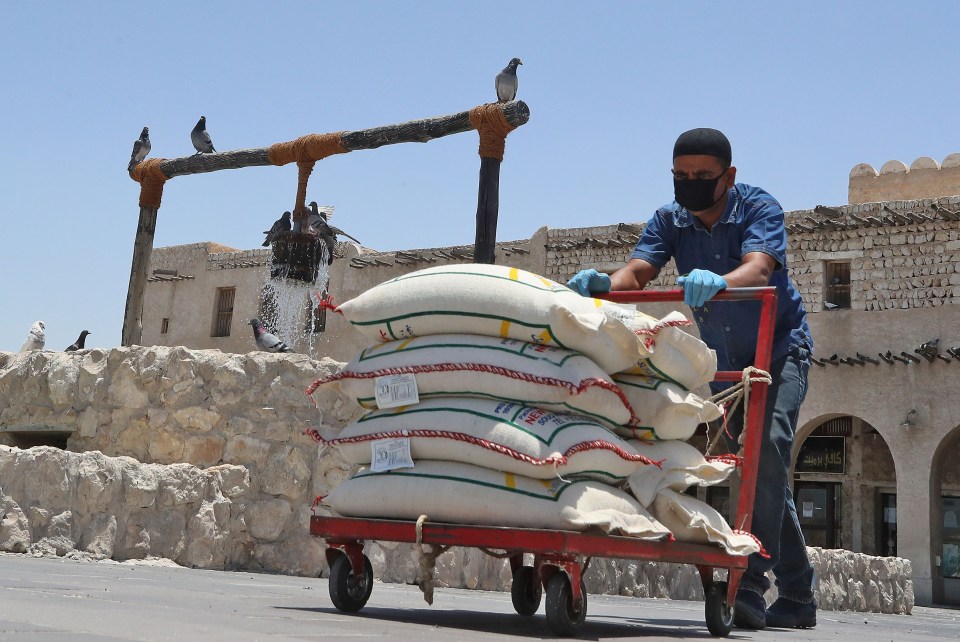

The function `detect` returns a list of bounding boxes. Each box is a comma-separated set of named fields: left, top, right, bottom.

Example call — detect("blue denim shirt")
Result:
left=631, top=183, right=813, bottom=371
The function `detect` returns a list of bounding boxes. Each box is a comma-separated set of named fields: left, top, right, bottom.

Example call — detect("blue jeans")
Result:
left=721, top=346, right=815, bottom=603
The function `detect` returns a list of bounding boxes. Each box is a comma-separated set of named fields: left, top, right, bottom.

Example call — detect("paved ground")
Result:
left=0, top=554, right=956, bottom=641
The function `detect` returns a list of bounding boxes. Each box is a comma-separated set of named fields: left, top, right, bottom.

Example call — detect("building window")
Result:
left=161, top=318, right=169, bottom=334
left=944, top=496, right=960, bottom=578
left=824, top=261, right=850, bottom=310
left=308, top=290, right=328, bottom=333
left=212, top=287, right=235, bottom=337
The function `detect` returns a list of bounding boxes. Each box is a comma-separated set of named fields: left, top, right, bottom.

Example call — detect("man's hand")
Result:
left=566, top=269, right=611, bottom=296
left=677, top=269, right=727, bottom=307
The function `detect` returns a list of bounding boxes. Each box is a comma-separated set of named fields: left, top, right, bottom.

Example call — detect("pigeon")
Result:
left=305, top=201, right=335, bottom=232
left=495, top=57, right=523, bottom=103
left=305, top=201, right=361, bottom=265
left=127, top=127, right=151, bottom=171
left=191, top=116, right=216, bottom=154
left=823, top=301, right=839, bottom=310
left=19, top=321, right=46, bottom=352
left=262, top=211, right=292, bottom=247
left=249, top=318, right=292, bottom=353
left=65, top=330, right=91, bottom=352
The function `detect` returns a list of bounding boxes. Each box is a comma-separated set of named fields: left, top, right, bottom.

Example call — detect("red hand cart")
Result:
left=310, top=287, right=777, bottom=637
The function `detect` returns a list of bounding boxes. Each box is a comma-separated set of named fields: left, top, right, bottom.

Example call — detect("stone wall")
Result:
left=849, top=155, right=960, bottom=204
left=0, top=346, right=361, bottom=575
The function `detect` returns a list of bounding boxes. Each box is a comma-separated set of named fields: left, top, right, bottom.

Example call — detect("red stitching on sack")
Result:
left=632, top=318, right=692, bottom=336
left=705, top=454, right=742, bottom=468
left=308, top=429, right=661, bottom=468
left=733, top=529, right=769, bottom=558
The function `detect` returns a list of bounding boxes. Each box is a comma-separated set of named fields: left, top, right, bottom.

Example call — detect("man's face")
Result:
left=671, top=155, right=734, bottom=214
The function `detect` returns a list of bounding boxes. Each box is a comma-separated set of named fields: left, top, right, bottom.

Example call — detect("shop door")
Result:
left=795, top=482, right=841, bottom=549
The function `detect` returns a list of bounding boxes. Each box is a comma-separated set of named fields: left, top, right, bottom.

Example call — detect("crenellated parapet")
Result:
left=849, top=154, right=960, bottom=204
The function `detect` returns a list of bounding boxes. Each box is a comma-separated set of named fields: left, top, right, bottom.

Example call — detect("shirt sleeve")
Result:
left=631, top=211, right=674, bottom=268
left=740, top=191, right=787, bottom=270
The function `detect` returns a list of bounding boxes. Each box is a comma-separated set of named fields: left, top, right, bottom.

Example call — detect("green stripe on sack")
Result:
left=354, top=469, right=574, bottom=501
left=354, top=405, right=617, bottom=446
left=383, top=269, right=570, bottom=295
left=355, top=391, right=618, bottom=425
left=355, top=340, right=579, bottom=367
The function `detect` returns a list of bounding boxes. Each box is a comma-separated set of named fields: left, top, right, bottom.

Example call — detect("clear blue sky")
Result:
left=2, top=2, right=958, bottom=353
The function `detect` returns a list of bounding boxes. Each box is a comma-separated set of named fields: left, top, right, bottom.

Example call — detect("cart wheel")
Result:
left=329, top=552, right=373, bottom=612
left=545, top=572, right=587, bottom=636
left=705, top=580, right=734, bottom=637
left=510, top=566, right=542, bottom=616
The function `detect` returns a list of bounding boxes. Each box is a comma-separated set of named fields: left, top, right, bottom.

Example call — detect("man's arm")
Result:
left=608, top=258, right=659, bottom=291
left=723, top=251, right=776, bottom=287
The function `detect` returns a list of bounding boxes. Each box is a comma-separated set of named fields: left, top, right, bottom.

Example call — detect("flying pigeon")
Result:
left=66, top=330, right=91, bottom=352
left=249, top=318, right=292, bottom=353
left=191, top=116, right=216, bottom=154
left=306, top=201, right=335, bottom=231
left=305, top=201, right=360, bottom=265
left=127, top=127, right=151, bottom=171
left=19, top=321, right=46, bottom=352
left=495, top=58, right=523, bottom=103
left=262, top=211, right=292, bottom=247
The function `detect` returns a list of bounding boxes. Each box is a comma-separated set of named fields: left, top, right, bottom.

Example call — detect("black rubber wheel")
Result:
left=328, top=552, right=373, bottom=612
left=510, top=566, right=542, bottom=616
left=705, top=580, right=735, bottom=637
left=544, top=572, right=587, bottom=636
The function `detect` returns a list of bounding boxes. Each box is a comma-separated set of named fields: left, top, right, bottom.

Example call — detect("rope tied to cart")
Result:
left=415, top=515, right=450, bottom=605
left=704, top=366, right=772, bottom=457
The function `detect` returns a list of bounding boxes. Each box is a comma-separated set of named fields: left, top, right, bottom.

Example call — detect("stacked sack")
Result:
left=308, top=264, right=759, bottom=553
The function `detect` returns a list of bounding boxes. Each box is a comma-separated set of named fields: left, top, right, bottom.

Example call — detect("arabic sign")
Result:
left=796, top=436, right=845, bottom=474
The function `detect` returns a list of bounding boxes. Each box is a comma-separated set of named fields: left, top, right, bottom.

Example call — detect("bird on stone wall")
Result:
left=262, top=211, right=292, bottom=247
left=495, top=58, right=523, bottom=103
left=306, top=201, right=360, bottom=265
left=127, top=127, right=151, bottom=172
left=249, top=318, right=293, bottom=353
left=191, top=116, right=216, bottom=154
left=19, top=321, right=46, bottom=352
left=65, top=330, right=91, bottom=352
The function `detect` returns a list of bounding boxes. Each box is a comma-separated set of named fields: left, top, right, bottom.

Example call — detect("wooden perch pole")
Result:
left=123, top=101, right=530, bottom=346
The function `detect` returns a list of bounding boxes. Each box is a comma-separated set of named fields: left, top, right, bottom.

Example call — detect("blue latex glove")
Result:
left=566, top=269, right=611, bottom=297
left=677, top=269, right=727, bottom=307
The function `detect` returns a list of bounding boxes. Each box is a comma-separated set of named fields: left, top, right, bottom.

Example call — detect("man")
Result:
left=567, top=128, right=817, bottom=630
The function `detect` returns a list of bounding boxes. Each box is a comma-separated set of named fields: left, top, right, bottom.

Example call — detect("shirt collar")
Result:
left=672, top=185, right=742, bottom=228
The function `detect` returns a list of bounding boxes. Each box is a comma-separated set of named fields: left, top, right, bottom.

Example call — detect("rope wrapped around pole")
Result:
left=130, top=159, right=170, bottom=209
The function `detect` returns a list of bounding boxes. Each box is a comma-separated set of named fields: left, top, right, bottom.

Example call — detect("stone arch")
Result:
left=930, top=423, right=960, bottom=605
left=792, top=414, right=897, bottom=555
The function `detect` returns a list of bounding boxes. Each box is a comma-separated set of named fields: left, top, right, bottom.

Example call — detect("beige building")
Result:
left=140, top=157, right=960, bottom=607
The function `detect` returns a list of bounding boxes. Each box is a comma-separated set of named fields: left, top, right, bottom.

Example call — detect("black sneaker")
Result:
left=766, top=597, right=817, bottom=628
left=733, top=589, right=766, bottom=630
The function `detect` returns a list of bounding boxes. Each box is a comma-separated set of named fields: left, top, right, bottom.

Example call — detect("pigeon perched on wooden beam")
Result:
left=127, top=127, right=151, bottom=172
left=191, top=116, right=216, bottom=154
left=262, top=212, right=292, bottom=247
left=19, top=321, right=46, bottom=352
left=495, top=58, right=522, bottom=103
left=66, top=330, right=91, bottom=352
left=249, top=318, right=292, bottom=353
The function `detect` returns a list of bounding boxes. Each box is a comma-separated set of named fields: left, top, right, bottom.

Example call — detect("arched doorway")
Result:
left=793, top=415, right=896, bottom=555
left=932, top=425, right=960, bottom=605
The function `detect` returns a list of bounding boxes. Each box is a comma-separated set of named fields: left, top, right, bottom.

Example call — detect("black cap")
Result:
left=673, top=128, right=732, bottom=165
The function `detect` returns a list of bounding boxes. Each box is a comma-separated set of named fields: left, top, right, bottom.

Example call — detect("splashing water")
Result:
left=259, top=244, right=330, bottom=353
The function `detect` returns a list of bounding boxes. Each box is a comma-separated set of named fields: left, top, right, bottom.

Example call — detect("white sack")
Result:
left=316, top=397, right=655, bottom=482
left=651, top=488, right=762, bottom=556
left=311, top=333, right=631, bottom=426
left=626, top=439, right=737, bottom=507
left=335, top=264, right=644, bottom=374
left=612, top=373, right=722, bottom=440
left=324, top=460, right=672, bottom=539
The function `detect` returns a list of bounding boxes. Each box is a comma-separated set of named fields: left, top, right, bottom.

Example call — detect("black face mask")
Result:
left=674, top=171, right=726, bottom=212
